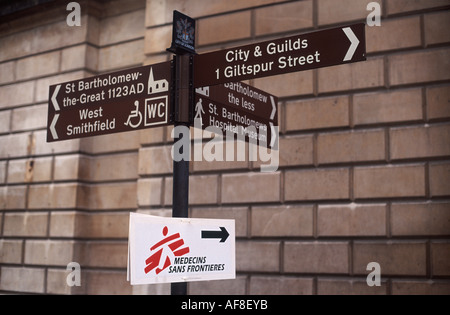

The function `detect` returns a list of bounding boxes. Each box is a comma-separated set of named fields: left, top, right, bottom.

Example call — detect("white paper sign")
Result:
left=127, top=213, right=235, bottom=285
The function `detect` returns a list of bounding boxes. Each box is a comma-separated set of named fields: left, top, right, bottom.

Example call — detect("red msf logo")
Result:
left=145, top=226, right=190, bottom=275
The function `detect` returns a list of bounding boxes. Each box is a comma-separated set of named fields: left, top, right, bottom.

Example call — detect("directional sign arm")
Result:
left=342, top=27, right=360, bottom=62
left=194, top=23, right=366, bottom=88
left=201, top=227, right=230, bottom=243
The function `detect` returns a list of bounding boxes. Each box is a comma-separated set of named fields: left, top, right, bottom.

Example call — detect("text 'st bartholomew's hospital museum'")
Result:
left=0, top=0, right=449, bottom=295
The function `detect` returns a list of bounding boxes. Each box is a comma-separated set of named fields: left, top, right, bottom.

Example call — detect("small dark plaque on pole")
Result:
left=167, top=10, right=196, bottom=55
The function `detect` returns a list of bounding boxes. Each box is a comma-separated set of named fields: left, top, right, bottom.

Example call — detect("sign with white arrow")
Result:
left=194, top=82, right=278, bottom=148
left=46, top=61, right=172, bottom=142
left=194, top=23, right=366, bottom=87
left=127, top=213, right=235, bottom=285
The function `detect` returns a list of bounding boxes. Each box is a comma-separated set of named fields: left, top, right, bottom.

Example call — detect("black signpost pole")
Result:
left=171, top=121, right=189, bottom=295
left=168, top=11, right=196, bottom=296
left=170, top=54, right=191, bottom=296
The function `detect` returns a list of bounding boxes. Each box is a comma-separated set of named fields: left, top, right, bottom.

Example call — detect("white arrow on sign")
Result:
left=270, top=95, right=276, bottom=120
left=51, top=84, right=61, bottom=111
left=50, top=114, right=59, bottom=140
left=269, top=122, right=276, bottom=148
left=342, top=27, right=360, bottom=62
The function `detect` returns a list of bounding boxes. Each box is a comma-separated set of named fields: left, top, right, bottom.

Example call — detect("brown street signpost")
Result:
left=193, top=23, right=366, bottom=87
left=45, top=10, right=367, bottom=296
left=47, top=61, right=171, bottom=142
left=194, top=82, right=278, bottom=148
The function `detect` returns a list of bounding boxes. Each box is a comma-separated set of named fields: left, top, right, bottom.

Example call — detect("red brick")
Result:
left=83, top=270, right=131, bottom=295
left=189, top=276, right=247, bottom=295
left=387, top=0, right=450, bottom=16
left=427, top=85, right=450, bottom=120
left=77, top=242, right=127, bottom=268
left=353, top=241, right=427, bottom=276
left=79, top=153, right=138, bottom=182
left=318, top=203, right=386, bottom=236
left=250, top=276, right=314, bottom=295
left=0, top=267, right=45, bottom=293
left=77, top=183, right=137, bottom=210
left=236, top=241, right=280, bottom=272
left=198, top=11, right=251, bottom=46
left=390, top=125, right=450, bottom=160
left=353, top=88, right=423, bottom=125
left=285, top=168, right=350, bottom=201
left=429, top=162, right=450, bottom=197
left=392, top=280, right=450, bottom=295
left=318, top=278, right=387, bottom=295
left=145, top=0, right=287, bottom=27
left=3, top=212, right=48, bottom=237
left=254, top=70, right=314, bottom=98
left=28, top=184, right=78, bottom=209
left=389, top=49, right=450, bottom=86
left=318, top=58, right=384, bottom=93
left=221, top=172, right=280, bottom=204
left=284, top=241, right=349, bottom=274
left=424, top=11, right=450, bottom=46
left=24, top=240, right=75, bottom=266
left=391, top=202, right=450, bottom=236
left=15, top=51, right=60, bottom=80
left=318, top=0, right=374, bottom=26
left=0, top=240, right=23, bottom=264
left=431, top=242, right=450, bottom=276
left=138, top=146, right=173, bottom=175
left=277, top=135, right=314, bottom=167
left=98, top=39, right=144, bottom=72
left=80, top=131, right=140, bottom=154
left=317, top=129, right=385, bottom=164
left=74, top=212, right=129, bottom=239
left=285, top=96, right=349, bottom=131
left=137, top=178, right=163, bottom=207
left=366, top=17, right=421, bottom=54
left=144, top=25, right=171, bottom=55
left=0, top=82, right=35, bottom=109
left=251, top=205, right=314, bottom=237
left=255, top=0, right=313, bottom=36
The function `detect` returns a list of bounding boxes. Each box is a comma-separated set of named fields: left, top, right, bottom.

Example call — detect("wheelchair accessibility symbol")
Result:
left=124, top=96, right=168, bottom=129
left=125, top=100, right=142, bottom=128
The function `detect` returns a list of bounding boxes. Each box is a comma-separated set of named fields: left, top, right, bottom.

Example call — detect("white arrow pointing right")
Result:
left=51, top=84, right=61, bottom=111
left=50, top=113, right=59, bottom=140
left=269, top=122, right=276, bottom=148
left=342, top=27, right=360, bottom=62
left=270, top=95, right=276, bottom=120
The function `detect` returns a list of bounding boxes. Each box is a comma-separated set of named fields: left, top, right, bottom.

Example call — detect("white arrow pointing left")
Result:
left=51, top=84, right=61, bottom=111
left=50, top=113, right=59, bottom=140
left=342, top=27, right=360, bottom=62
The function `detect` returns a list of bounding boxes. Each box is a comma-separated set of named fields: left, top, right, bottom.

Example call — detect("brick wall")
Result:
left=0, top=0, right=449, bottom=295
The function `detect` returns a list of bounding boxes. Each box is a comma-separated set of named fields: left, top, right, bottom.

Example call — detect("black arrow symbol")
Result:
left=201, top=227, right=229, bottom=243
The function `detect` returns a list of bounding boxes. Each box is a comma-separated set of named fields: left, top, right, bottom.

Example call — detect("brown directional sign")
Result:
left=194, top=82, right=278, bottom=148
left=193, top=23, right=366, bottom=87
left=47, top=61, right=172, bottom=142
